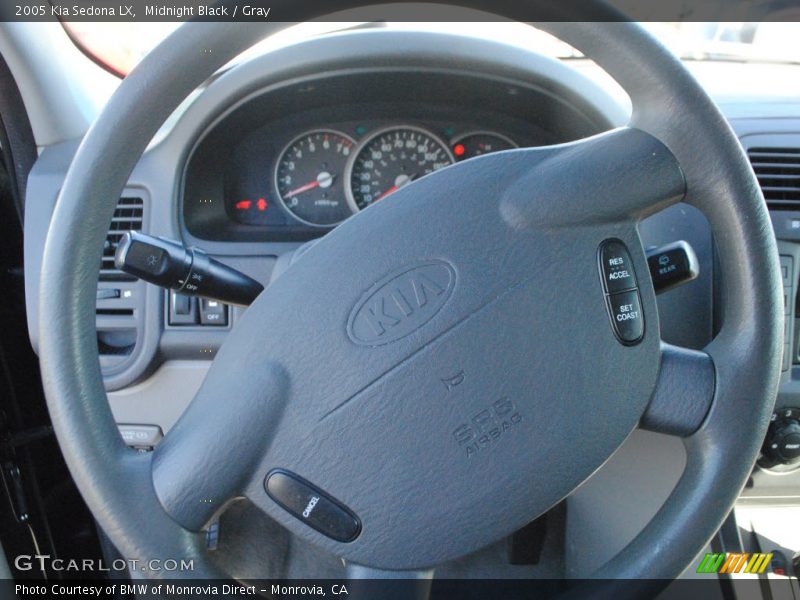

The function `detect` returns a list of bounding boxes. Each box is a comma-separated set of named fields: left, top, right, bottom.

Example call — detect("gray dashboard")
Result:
left=21, top=28, right=800, bottom=503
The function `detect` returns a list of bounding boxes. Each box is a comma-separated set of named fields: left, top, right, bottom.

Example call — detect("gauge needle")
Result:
left=375, top=185, right=399, bottom=202
left=285, top=172, right=335, bottom=198
left=375, top=173, right=417, bottom=202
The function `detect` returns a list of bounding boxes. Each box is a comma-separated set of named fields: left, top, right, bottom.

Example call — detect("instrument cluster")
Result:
left=181, top=70, right=605, bottom=243
left=232, top=125, right=517, bottom=229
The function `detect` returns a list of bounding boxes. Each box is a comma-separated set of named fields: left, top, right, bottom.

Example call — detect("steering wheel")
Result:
left=38, top=5, right=783, bottom=591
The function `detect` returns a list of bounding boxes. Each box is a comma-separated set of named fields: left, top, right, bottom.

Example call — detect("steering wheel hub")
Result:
left=346, top=259, right=457, bottom=346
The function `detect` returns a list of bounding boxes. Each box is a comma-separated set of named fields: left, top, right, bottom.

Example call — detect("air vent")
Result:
left=100, top=197, right=144, bottom=280
left=748, top=147, right=800, bottom=211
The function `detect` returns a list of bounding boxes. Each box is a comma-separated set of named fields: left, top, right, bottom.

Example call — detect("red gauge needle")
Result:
left=375, top=185, right=398, bottom=202
left=284, top=172, right=335, bottom=198
left=284, top=180, right=321, bottom=198
left=375, top=173, right=417, bottom=202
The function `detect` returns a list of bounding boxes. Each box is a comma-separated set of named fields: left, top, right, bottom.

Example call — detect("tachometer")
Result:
left=346, top=126, right=454, bottom=211
left=275, top=130, right=356, bottom=227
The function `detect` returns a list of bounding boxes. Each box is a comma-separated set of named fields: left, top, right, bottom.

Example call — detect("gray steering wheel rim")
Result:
left=37, top=7, right=782, bottom=583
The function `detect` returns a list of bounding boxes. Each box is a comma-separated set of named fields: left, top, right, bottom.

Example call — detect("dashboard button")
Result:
left=173, top=293, right=191, bottom=315
left=607, top=290, right=644, bottom=344
left=118, top=424, right=163, bottom=450
left=266, top=470, right=361, bottom=542
left=780, top=255, right=793, bottom=287
left=96, top=288, right=121, bottom=300
left=599, top=240, right=637, bottom=293
left=169, top=292, right=198, bottom=325
left=779, top=431, right=800, bottom=462
left=199, top=298, right=228, bottom=326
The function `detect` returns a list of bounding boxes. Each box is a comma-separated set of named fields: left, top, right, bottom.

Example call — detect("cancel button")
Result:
left=607, top=290, right=644, bottom=344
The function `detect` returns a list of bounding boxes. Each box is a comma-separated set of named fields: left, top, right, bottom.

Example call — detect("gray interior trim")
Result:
left=0, top=22, right=117, bottom=147
left=108, top=361, right=209, bottom=434
left=566, top=430, right=687, bottom=578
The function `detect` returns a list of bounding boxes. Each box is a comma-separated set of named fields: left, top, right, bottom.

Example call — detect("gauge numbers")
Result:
left=346, top=126, right=455, bottom=211
left=275, top=130, right=356, bottom=227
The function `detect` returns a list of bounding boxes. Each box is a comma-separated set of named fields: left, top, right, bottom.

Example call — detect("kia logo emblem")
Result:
left=347, top=261, right=456, bottom=346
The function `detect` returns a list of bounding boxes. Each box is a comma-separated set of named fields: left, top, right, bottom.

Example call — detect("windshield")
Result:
left=63, top=21, right=800, bottom=77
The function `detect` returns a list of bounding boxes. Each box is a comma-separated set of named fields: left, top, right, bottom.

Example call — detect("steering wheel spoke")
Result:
left=499, top=127, right=686, bottom=230
left=640, top=343, right=716, bottom=437
left=151, top=360, right=289, bottom=531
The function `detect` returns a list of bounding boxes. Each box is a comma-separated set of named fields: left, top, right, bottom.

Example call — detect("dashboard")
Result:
left=182, top=70, right=607, bottom=242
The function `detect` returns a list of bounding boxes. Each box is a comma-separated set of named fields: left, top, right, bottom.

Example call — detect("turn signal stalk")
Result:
left=114, top=231, right=263, bottom=306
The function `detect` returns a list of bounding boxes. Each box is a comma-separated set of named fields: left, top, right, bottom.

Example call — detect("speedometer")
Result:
left=346, top=126, right=454, bottom=211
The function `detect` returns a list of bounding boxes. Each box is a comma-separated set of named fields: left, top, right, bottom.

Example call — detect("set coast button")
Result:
left=607, top=290, right=644, bottom=344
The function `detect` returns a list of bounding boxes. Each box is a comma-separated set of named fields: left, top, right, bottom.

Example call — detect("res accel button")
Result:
left=599, top=239, right=638, bottom=293
left=265, top=470, right=361, bottom=543
left=607, top=290, right=644, bottom=344
left=599, top=239, right=645, bottom=345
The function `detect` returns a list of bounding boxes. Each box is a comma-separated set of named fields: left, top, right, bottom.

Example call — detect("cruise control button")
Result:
left=599, top=240, right=637, bottom=293
left=607, top=290, right=644, bottom=344
left=265, top=470, right=361, bottom=543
